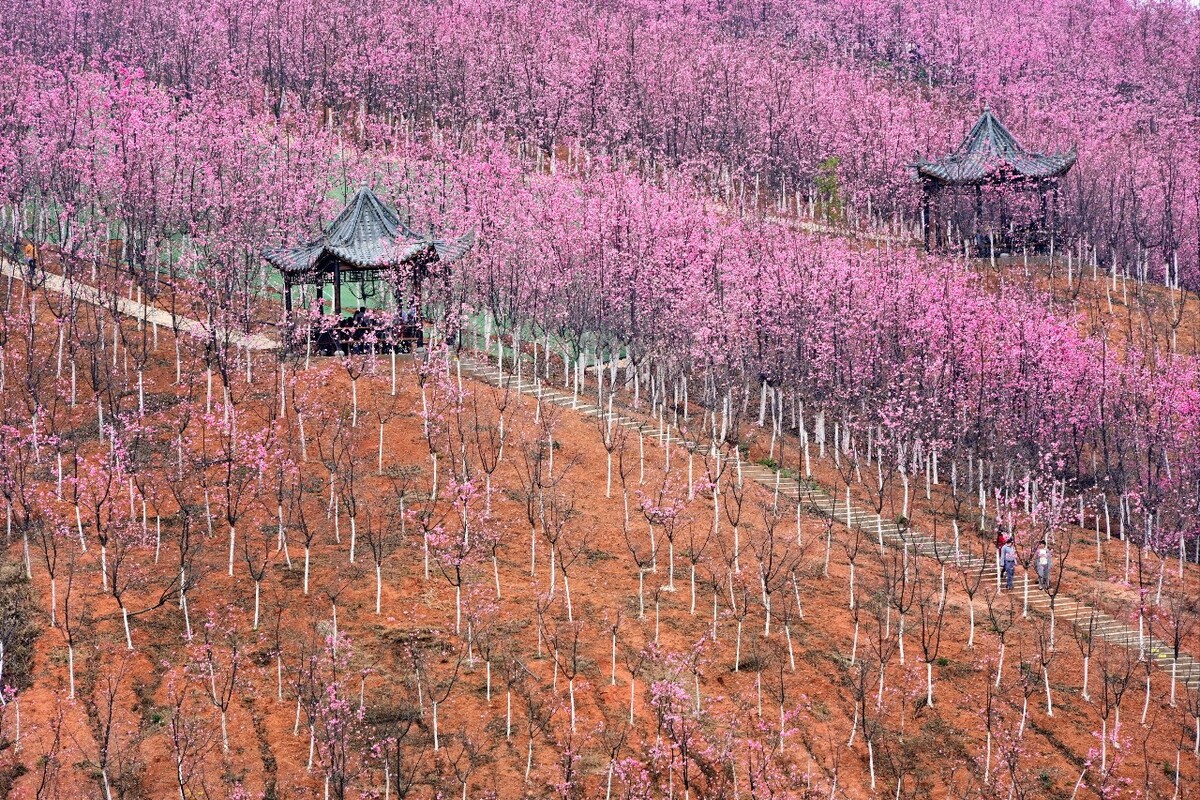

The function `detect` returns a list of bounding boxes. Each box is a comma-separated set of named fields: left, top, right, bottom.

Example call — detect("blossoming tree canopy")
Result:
left=265, top=186, right=476, bottom=318
left=915, top=107, right=1076, bottom=253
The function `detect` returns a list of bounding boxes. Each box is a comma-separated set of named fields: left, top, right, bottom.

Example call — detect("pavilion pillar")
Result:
left=333, top=260, right=343, bottom=315
left=1040, top=187, right=1049, bottom=248
left=922, top=184, right=932, bottom=250
left=936, top=186, right=944, bottom=250
left=1051, top=184, right=1060, bottom=247
left=973, top=184, right=983, bottom=253
left=999, top=189, right=1010, bottom=245
left=283, top=276, right=292, bottom=314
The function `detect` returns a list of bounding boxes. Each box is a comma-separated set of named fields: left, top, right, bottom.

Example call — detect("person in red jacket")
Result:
left=994, top=530, right=1010, bottom=575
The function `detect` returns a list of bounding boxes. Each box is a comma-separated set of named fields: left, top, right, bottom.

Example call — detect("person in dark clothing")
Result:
left=345, top=307, right=367, bottom=352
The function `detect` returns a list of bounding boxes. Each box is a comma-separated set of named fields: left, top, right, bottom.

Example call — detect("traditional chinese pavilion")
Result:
left=266, top=187, right=475, bottom=315
left=915, top=108, right=1076, bottom=253
left=265, top=187, right=475, bottom=352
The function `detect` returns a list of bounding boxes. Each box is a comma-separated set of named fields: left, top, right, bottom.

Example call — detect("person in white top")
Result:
left=1035, top=541, right=1052, bottom=590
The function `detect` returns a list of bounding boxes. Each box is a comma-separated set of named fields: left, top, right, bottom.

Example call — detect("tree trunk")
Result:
left=968, top=598, right=975, bottom=648
left=690, top=564, right=696, bottom=614
left=122, top=607, right=133, bottom=650
left=569, top=678, right=576, bottom=731
left=995, top=641, right=1005, bottom=688
left=563, top=570, right=573, bottom=622
left=378, top=422, right=385, bottom=474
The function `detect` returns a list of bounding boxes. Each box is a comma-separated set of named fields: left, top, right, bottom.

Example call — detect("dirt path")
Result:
left=0, top=256, right=281, bottom=351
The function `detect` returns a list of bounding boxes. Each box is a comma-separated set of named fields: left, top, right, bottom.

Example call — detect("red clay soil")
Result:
left=2, top=284, right=1199, bottom=800
left=975, top=254, right=1200, bottom=359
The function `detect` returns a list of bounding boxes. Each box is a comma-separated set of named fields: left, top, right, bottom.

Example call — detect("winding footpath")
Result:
left=0, top=258, right=279, bottom=351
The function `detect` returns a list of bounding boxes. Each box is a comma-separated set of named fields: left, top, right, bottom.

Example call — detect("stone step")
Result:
left=460, top=354, right=1200, bottom=683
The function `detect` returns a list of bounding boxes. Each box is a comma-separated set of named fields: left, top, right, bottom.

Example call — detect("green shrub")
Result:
left=0, top=557, right=41, bottom=692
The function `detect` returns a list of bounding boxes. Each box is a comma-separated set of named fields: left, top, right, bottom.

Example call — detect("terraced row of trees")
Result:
left=5, top=0, right=1200, bottom=279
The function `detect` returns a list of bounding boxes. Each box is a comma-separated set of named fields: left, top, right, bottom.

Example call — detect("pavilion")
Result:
left=914, top=108, right=1075, bottom=253
left=265, top=187, right=475, bottom=351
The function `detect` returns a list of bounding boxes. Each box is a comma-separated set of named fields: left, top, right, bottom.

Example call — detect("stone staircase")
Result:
left=459, top=358, right=1200, bottom=690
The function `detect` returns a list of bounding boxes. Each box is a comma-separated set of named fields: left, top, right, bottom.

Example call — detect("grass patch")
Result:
left=0, top=558, right=41, bottom=692
left=755, top=457, right=798, bottom=481
left=734, top=654, right=765, bottom=672
left=585, top=548, right=617, bottom=565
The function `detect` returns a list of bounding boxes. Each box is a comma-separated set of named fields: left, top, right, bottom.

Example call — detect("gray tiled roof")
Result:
left=264, top=188, right=476, bottom=274
left=915, top=109, right=1076, bottom=185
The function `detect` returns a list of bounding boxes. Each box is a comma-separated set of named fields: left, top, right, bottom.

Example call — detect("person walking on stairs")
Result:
left=1035, top=541, right=1052, bottom=590
left=1001, top=539, right=1017, bottom=590
left=995, top=530, right=1009, bottom=573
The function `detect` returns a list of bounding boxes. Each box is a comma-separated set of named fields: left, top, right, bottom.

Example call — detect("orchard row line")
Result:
left=456, top=359, right=1200, bottom=690
left=5, top=252, right=1196, bottom=688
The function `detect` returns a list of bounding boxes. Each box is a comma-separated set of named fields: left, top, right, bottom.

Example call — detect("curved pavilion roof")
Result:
left=265, top=187, right=476, bottom=276
left=915, top=109, right=1076, bottom=186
